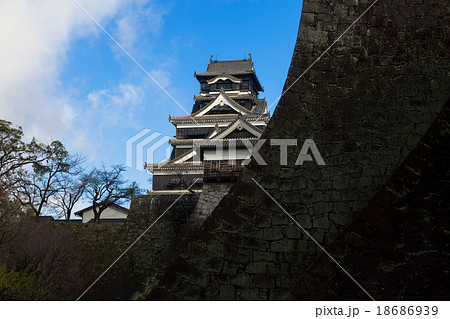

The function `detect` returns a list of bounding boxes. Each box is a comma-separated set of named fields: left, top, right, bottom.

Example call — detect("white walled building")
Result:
left=74, top=203, right=129, bottom=223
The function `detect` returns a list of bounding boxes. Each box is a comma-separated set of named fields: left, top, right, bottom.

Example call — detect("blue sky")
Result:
left=0, top=0, right=303, bottom=196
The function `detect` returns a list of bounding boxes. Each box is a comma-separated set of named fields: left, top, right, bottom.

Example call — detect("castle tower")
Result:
left=146, top=56, right=270, bottom=190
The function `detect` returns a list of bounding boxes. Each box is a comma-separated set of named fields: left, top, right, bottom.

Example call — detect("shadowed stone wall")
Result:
left=79, top=192, right=200, bottom=300
left=289, top=100, right=450, bottom=300
left=124, top=193, right=200, bottom=270
left=194, top=183, right=234, bottom=218
left=136, top=0, right=449, bottom=300
left=131, top=183, right=232, bottom=299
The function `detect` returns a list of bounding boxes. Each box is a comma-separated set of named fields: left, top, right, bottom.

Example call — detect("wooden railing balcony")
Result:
left=203, top=160, right=245, bottom=182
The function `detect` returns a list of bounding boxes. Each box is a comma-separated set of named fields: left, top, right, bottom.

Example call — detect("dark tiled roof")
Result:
left=169, top=113, right=270, bottom=123
left=146, top=161, right=204, bottom=170
left=38, top=216, right=55, bottom=222
left=169, top=117, right=263, bottom=147
left=87, top=219, right=126, bottom=224
left=54, top=219, right=82, bottom=224
left=200, top=138, right=260, bottom=149
left=253, top=98, right=268, bottom=114
left=196, top=59, right=254, bottom=77
left=145, top=149, right=203, bottom=169
left=169, top=138, right=203, bottom=145
left=194, top=93, right=256, bottom=102
left=195, top=57, right=264, bottom=92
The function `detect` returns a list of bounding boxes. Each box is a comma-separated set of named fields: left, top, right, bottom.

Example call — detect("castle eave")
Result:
left=169, top=113, right=270, bottom=124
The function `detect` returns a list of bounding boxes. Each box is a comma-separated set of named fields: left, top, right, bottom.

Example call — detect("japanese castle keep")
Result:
left=146, top=56, right=270, bottom=190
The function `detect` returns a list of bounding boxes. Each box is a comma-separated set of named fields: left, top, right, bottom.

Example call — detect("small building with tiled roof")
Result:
left=74, top=203, right=129, bottom=223
left=146, top=56, right=269, bottom=191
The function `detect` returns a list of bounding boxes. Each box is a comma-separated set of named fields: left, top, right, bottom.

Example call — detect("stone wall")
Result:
left=193, top=183, right=234, bottom=218
left=125, top=192, right=200, bottom=273
left=78, top=192, right=200, bottom=300
left=289, top=100, right=450, bottom=300
left=131, top=182, right=232, bottom=299
left=0, top=218, right=127, bottom=300
left=136, top=0, right=449, bottom=300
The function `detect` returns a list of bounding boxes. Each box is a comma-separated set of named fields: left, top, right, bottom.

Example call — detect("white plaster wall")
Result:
left=81, top=206, right=128, bottom=223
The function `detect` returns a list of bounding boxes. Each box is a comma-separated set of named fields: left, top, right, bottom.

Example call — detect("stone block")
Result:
left=253, top=251, right=277, bottom=262
left=252, top=275, right=276, bottom=289
left=286, top=225, right=302, bottom=239
left=263, top=228, right=284, bottom=241
left=270, top=240, right=296, bottom=252
left=295, top=215, right=312, bottom=228
left=230, top=273, right=252, bottom=288
left=313, top=216, right=330, bottom=229
left=246, top=262, right=267, bottom=274
left=239, top=288, right=260, bottom=300
left=219, top=285, right=236, bottom=300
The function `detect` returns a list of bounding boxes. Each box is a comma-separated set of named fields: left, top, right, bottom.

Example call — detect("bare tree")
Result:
left=52, top=156, right=86, bottom=222
left=83, top=165, right=140, bottom=223
left=10, top=141, right=81, bottom=221
left=53, top=178, right=86, bottom=222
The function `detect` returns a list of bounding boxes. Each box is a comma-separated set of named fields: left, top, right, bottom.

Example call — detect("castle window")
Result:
left=241, top=81, right=249, bottom=90
left=187, top=130, right=209, bottom=139
left=201, top=82, right=210, bottom=92
left=216, top=81, right=233, bottom=90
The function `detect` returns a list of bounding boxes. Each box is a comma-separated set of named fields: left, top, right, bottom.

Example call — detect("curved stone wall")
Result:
left=136, top=0, right=449, bottom=300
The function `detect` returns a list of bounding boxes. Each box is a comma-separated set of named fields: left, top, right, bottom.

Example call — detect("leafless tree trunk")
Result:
left=83, top=164, right=140, bottom=223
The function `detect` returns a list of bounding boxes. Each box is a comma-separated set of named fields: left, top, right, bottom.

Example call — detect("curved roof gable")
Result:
left=212, top=117, right=263, bottom=139
left=194, top=92, right=250, bottom=117
left=207, top=74, right=242, bottom=84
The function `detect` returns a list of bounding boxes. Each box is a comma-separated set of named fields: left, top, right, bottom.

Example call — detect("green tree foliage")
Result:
left=0, top=120, right=43, bottom=190
left=0, top=265, right=53, bottom=300
left=0, top=189, right=22, bottom=244
left=0, top=119, right=144, bottom=299
left=10, top=141, right=79, bottom=219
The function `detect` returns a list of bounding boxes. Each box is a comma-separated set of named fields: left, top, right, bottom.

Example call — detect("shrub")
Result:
left=0, top=265, right=53, bottom=300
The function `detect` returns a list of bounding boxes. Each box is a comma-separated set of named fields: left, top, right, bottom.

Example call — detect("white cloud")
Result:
left=0, top=0, right=165, bottom=147
left=111, top=1, right=167, bottom=59
left=63, top=81, right=148, bottom=163
left=116, top=17, right=138, bottom=49
left=87, top=82, right=145, bottom=129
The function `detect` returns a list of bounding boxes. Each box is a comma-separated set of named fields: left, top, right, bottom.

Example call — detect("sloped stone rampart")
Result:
left=136, top=0, right=449, bottom=300
left=288, top=99, right=450, bottom=300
